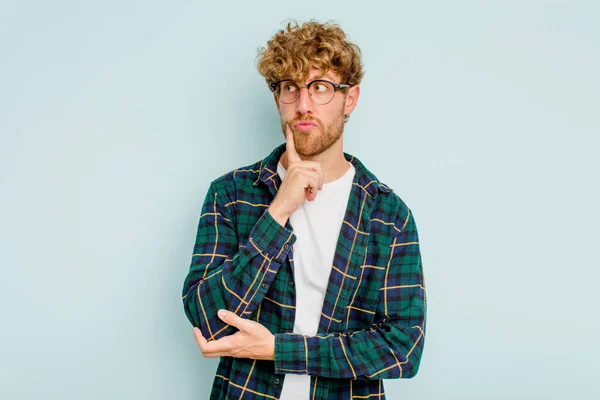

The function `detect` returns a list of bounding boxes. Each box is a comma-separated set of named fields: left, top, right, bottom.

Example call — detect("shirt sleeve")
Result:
left=182, top=182, right=296, bottom=341
left=273, top=208, right=426, bottom=379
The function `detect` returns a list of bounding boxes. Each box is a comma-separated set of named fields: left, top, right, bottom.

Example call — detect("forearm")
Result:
left=273, top=308, right=425, bottom=379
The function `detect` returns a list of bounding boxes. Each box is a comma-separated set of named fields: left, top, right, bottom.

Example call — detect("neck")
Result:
left=280, top=138, right=350, bottom=184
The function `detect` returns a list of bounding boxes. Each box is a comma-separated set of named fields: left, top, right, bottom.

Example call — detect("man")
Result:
left=182, top=20, right=427, bottom=399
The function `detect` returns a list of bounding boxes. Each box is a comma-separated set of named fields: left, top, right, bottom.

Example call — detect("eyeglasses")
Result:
left=269, top=79, right=352, bottom=105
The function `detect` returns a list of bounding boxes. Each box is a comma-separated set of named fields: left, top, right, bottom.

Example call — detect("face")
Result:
left=274, top=68, right=360, bottom=157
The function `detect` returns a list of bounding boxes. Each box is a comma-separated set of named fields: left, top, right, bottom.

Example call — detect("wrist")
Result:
left=267, top=333, right=275, bottom=360
left=268, top=202, right=289, bottom=227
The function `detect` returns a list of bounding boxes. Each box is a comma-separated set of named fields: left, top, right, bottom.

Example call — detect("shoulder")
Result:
left=348, top=152, right=415, bottom=233
left=358, top=160, right=412, bottom=233
left=209, top=159, right=264, bottom=192
left=211, top=161, right=261, bottom=188
left=376, top=186, right=413, bottom=231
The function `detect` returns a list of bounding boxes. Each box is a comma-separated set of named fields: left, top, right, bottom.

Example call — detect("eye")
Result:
left=313, top=83, right=328, bottom=92
left=283, top=83, right=298, bottom=93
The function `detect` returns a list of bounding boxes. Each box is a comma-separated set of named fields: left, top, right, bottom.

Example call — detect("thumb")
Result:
left=217, top=309, right=246, bottom=329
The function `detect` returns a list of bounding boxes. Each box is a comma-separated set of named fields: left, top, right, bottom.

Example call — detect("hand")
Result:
left=193, top=309, right=275, bottom=360
left=269, top=124, right=324, bottom=224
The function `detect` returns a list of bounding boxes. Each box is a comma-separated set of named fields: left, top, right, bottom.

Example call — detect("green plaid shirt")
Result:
left=182, top=143, right=427, bottom=399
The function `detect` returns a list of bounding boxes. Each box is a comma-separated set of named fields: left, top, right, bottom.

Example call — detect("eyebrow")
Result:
left=306, top=74, right=338, bottom=82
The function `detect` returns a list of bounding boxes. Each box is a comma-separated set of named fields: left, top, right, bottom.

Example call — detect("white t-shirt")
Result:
left=276, top=159, right=356, bottom=399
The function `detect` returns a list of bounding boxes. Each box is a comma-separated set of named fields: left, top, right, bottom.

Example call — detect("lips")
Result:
left=294, top=121, right=317, bottom=131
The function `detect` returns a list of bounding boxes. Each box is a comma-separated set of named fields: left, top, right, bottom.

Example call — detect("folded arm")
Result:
left=182, top=182, right=295, bottom=341
left=273, top=209, right=427, bottom=379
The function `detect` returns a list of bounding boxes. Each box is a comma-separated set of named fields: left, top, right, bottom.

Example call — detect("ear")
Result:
left=343, top=85, right=360, bottom=116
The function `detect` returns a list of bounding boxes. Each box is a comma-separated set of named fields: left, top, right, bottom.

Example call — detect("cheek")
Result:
left=278, top=106, right=295, bottom=120
left=319, top=107, right=341, bottom=124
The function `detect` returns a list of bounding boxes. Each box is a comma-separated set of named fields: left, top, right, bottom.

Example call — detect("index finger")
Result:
left=285, top=124, right=302, bottom=163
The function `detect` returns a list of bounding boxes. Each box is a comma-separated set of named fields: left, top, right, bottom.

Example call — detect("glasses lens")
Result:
left=309, top=81, right=335, bottom=104
left=276, top=81, right=337, bottom=104
left=278, top=81, right=300, bottom=104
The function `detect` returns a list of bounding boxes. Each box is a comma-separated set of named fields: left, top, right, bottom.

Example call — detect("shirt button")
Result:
left=273, top=378, right=280, bottom=384
left=262, top=283, right=267, bottom=288
left=288, top=281, right=294, bottom=287
left=284, top=244, right=290, bottom=249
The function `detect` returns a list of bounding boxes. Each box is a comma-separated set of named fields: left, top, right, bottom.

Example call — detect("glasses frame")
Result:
left=269, top=79, right=352, bottom=105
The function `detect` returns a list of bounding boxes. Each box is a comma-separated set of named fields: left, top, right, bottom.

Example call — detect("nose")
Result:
left=295, top=87, right=313, bottom=115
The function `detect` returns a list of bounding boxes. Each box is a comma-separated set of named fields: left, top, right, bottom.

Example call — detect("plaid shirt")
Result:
left=182, top=143, right=427, bottom=399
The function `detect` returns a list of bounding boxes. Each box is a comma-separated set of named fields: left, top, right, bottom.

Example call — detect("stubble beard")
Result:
left=281, top=107, right=346, bottom=157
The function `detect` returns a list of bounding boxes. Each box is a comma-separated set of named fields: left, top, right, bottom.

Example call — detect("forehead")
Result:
left=306, top=67, right=341, bottom=82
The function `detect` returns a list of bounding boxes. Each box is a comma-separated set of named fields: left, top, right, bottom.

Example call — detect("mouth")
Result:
left=294, top=121, right=317, bottom=132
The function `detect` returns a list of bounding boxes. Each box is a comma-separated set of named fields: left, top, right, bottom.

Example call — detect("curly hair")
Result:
left=256, top=20, right=364, bottom=88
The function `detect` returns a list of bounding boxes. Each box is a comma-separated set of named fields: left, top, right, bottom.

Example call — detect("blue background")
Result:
left=1, top=1, right=598, bottom=399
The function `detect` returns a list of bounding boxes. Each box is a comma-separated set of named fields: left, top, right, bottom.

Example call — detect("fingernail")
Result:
left=218, top=309, right=226, bottom=318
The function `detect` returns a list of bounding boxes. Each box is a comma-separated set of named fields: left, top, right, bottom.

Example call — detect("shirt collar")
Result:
left=254, top=143, right=391, bottom=198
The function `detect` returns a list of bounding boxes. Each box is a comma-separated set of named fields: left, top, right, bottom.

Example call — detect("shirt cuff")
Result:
left=248, top=209, right=296, bottom=264
left=274, top=333, right=308, bottom=375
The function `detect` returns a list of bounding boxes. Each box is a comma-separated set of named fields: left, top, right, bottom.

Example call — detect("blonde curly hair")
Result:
left=256, top=20, right=364, bottom=88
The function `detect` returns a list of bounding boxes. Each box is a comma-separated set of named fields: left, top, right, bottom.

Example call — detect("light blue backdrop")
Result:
left=1, top=1, right=598, bottom=399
